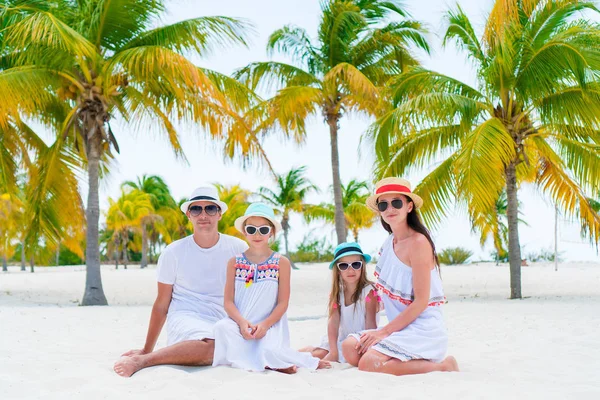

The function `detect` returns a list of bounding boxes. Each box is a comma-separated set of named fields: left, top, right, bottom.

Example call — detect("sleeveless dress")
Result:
left=212, top=252, right=320, bottom=371
left=315, top=285, right=378, bottom=363
left=350, top=235, right=448, bottom=362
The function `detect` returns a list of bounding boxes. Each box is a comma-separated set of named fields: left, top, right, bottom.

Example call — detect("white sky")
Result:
left=92, top=0, right=598, bottom=261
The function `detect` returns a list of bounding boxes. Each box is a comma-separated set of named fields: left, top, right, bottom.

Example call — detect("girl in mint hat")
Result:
left=300, top=242, right=380, bottom=363
left=212, top=203, right=329, bottom=373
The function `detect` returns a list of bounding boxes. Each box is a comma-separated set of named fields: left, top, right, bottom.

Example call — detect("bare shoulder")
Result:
left=278, top=254, right=291, bottom=271
left=409, top=232, right=434, bottom=264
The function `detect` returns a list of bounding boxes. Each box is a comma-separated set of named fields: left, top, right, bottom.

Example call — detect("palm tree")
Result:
left=105, top=189, right=153, bottom=269
left=370, top=1, right=600, bottom=298
left=215, top=184, right=251, bottom=240
left=474, top=190, right=528, bottom=264
left=236, top=0, right=429, bottom=244
left=122, top=175, right=178, bottom=268
left=0, top=1, right=254, bottom=304
left=305, top=179, right=376, bottom=241
left=258, top=166, right=318, bottom=258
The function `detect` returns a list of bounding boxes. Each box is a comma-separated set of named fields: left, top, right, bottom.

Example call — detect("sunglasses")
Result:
left=244, top=225, right=272, bottom=236
left=337, top=261, right=363, bottom=271
left=189, top=204, right=220, bottom=217
left=377, top=199, right=403, bottom=212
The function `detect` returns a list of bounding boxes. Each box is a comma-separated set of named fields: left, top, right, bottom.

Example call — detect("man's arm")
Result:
left=122, top=283, right=172, bottom=356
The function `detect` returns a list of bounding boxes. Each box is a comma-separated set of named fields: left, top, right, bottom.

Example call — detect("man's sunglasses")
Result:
left=337, top=261, right=363, bottom=271
left=189, top=204, right=220, bottom=217
left=244, top=225, right=272, bottom=236
left=377, top=199, right=403, bottom=212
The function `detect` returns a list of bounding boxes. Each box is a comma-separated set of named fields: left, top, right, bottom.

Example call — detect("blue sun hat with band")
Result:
left=329, top=242, right=372, bottom=270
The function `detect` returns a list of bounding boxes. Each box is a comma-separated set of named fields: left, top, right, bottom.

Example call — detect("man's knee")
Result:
left=341, top=337, right=360, bottom=366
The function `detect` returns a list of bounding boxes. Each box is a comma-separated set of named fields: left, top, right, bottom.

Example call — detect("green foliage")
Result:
left=438, top=247, right=473, bottom=265
left=289, top=234, right=334, bottom=263
left=526, top=248, right=563, bottom=263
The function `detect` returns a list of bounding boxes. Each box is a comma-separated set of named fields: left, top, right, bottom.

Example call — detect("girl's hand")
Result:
left=251, top=322, right=270, bottom=339
left=238, top=320, right=254, bottom=340
left=357, top=329, right=390, bottom=354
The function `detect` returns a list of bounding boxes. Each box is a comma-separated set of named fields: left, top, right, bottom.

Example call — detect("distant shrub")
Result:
left=290, top=235, right=334, bottom=263
left=526, top=248, right=563, bottom=262
left=438, top=247, right=473, bottom=265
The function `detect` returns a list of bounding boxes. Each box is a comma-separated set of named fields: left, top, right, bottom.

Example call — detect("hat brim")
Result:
left=180, top=199, right=228, bottom=214
left=329, top=252, right=372, bottom=269
left=234, top=213, right=282, bottom=235
left=366, top=191, right=423, bottom=212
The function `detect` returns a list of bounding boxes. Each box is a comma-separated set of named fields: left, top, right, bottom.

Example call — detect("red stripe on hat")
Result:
left=376, top=184, right=411, bottom=194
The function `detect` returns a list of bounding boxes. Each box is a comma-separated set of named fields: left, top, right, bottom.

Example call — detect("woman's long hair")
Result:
left=380, top=198, right=439, bottom=268
left=328, top=256, right=373, bottom=316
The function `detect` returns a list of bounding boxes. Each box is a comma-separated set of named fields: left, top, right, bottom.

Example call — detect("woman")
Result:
left=341, top=177, right=459, bottom=375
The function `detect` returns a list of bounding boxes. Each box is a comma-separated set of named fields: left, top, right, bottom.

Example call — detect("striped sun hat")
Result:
left=366, top=177, right=423, bottom=211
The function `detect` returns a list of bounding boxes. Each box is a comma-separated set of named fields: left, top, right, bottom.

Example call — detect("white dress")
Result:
left=350, top=235, right=448, bottom=362
left=212, top=252, right=320, bottom=371
left=315, top=285, right=378, bottom=363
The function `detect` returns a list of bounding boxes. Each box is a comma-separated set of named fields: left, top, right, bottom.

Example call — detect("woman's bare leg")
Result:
left=358, top=349, right=459, bottom=376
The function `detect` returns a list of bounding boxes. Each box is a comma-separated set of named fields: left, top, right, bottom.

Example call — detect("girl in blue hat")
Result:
left=300, top=242, right=380, bottom=363
left=212, top=203, right=329, bottom=373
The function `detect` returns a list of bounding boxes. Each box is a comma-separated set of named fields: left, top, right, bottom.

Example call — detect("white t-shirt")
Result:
left=157, top=234, right=248, bottom=319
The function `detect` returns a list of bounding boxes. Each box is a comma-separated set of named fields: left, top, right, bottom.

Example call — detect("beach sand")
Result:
left=1, top=262, right=599, bottom=399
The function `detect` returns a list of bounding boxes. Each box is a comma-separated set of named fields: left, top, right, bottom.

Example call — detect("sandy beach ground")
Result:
left=1, top=262, right=599, bottom=399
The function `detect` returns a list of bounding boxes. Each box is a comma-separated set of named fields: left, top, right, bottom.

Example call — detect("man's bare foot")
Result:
left=267, top=365, right=298, bottom=374
left=317, top=360, right=331, bottom=369
left=440, top=356, right=459, bottom=372
left=114, top=355, right=145, bottom=377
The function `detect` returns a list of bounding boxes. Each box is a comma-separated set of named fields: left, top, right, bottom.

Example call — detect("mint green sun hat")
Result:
left=329, top=242, right=372, bottom=269
left=234, top=203, right=282, bottom=234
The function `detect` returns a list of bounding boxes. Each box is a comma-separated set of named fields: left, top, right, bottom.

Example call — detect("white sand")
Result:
left=1, top=262, right=599, bottom=399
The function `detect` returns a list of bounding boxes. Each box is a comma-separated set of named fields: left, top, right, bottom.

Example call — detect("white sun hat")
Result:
left=180, top=186, right=228, bottom=214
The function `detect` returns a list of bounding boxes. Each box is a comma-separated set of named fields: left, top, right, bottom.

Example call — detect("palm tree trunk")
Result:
left=20, top=242, right=25, bottom=271
left=353, top=229, right=359, bottom=242
left=2, top=235, right=7, bottom=271
left=141, top=223, right=148, bottom=269
left=81, top=136, right=108, bottom=306
left=505, top=161, right=522, bottom=299
left=114, top=236, right=119, bottom=270
left=56, top=243, right=60, bottom=266
left=29, top=255, right=34, bottom=273
left=281, top=215, right=297, bottom=269
left=122, top=234, right=129, bottom=270
left=327, top=114, right=347, bottom=244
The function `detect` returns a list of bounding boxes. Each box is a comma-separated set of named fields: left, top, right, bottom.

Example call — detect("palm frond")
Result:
left=122, top=16, right=252, bottom=56
left=234, top=61, right=319, bottom=93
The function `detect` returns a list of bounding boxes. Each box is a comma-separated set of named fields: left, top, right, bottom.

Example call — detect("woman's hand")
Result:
left=238, top=320, right=254, bottom=340
left=251, top=322, right=270, bottom=339
left=357, top=329, right=390, bottom=354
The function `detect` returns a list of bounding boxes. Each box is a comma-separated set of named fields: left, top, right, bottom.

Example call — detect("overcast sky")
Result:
left=85, top=0, right=599, bottom=261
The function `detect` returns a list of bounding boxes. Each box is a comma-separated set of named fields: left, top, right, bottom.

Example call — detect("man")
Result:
left=114, top=186, right=248, bottom=377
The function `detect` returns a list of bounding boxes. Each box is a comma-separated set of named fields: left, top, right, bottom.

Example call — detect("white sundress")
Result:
left=212, top=252, right=320, bottom=372
left=315, top=285, right=379, bottom=363
left=350, top=235, right=448, bottom=362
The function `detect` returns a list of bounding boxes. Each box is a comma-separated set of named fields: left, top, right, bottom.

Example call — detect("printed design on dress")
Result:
left=374, top=270, right=447, bottom=306
left=376, top=340, right=421, bottom=361
left=234, top=253, right=280, bottom=283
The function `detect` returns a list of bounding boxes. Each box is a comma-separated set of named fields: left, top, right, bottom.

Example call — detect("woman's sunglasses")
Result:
left=244, top=225, right=272, bottom=236
left=337, top=261, right=363, bottom=271
left=189, top=204, right=220, bottom=217
left=377, top=199, right=403, bottom=212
